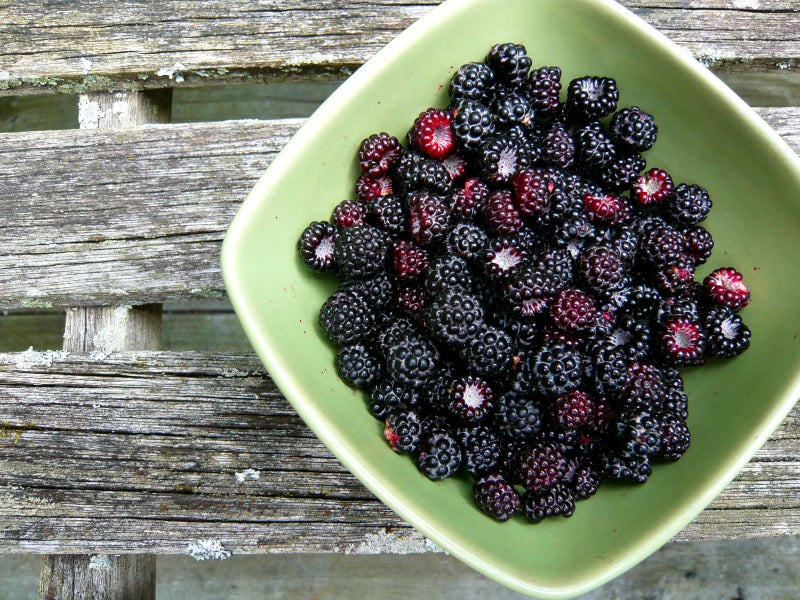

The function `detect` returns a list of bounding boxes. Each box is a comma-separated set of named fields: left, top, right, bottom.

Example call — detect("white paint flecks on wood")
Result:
left=187, top=540, right=231, bottom=561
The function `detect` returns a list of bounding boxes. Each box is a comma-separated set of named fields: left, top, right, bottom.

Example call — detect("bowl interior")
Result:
left=221, top=0, right=800, bottom=597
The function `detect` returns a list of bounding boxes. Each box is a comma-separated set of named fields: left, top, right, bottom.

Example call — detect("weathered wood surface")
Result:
left=38, top=555, right=156, bottom=600
left=0, top=1, right=797, bottom=96
left=1, top=107, right=798, bottom=310
left=0, top=351, right=797, bottom=554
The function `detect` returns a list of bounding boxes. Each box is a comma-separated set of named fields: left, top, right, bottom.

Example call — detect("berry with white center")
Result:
left=704, top=305, right=752, bottom=358
left=582, top=192, right=631, bottom=224
left=567, top=76, right=619, bottom=121
left=386, top=333, right=439, bottom=388
left=450, top=177, right=490, bottom=221
left=391, top=239, right=429, bottom=280
left=459, top=426, right=503, bottom=476
left=483, top=189, right=524, bottom=235
left=394, top=284, right=427, bottom=322
left=657, top=414, right=691, bottom=461
left=417, top=428, right=463, bottom=480
left=452, top=102, right=495, bottom=153
left=600, top=153, right=646, bottom=192
left=447, top=221, right=488, bottom=262
left=355, top=172, right=393, bottom=202
left=486, top=42, right=532, bottom=86
left=653, top=258, right=696, bottom=295
left=479, top=135, right=531, bottom=184
left=610, top=106, right=658, bottom=152
left=527, top=66, right=562, bottom=116
left=298, top=221, right=337, bottom=272
left=445, top=376, right=494, bottom=424
left=574, top=122, right=617, bottom=171
left=426, top=288, right=485, bottom=346
left=384, top=410, right=422, bottom=454
left=440, top=152, right=467, bottom=182
left=658, top=316, right=706, bottom=366
left=703, top=267, right=751, bottom=310
left=639, top=226, right=685, bottom=269
left=541, top=124, right=576, bottom=169
left=331, top=199, right=368, bottom=229
left=450, top=61, right=496, bottom=104
left=473, top=473, right=522, bottom=521
left=631, top=168, right=674, bottom=206
left=503, top=266, right=557, bottom=318
left=517, top=442, right=568, bottom=493
left=407, top=191, right=451, bottom=246
left=668, top=183, right=712, bottom=225
left=408, top=108, right=455, bottom=160
left=481, top=237, right=528, bottom=281
left=462, top=325, right=515, bottom=378
left=513, top=168, right=555, bottom=217
left=358, top=132, right=402, bottom=176
left=336, top=343, right=382, bottom=388
left=683, top=225, right=714, bottom=265
left=318, top=289, right=375, bottom=345
left=578, top=245, right=627, bottom=296
left=522, top=484, right=576, bottom=522
left=530, top=342, right=585, bottom=396
left=550, top=288, right=600, bottom=335
left=553, top=389, right=597, bottom=432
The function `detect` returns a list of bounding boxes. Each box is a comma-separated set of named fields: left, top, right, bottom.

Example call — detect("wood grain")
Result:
left=0, top=1, right=796, bottom=96
left=0, top=107, right=797, bottom=309
left=0, top=351, right=796, bottom=554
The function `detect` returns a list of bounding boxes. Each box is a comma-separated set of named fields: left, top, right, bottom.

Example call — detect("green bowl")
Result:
left=221, top=0, right=800, bottom=597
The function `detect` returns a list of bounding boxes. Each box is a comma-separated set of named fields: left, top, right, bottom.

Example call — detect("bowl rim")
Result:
left=221, top=0, right=800, bottom=597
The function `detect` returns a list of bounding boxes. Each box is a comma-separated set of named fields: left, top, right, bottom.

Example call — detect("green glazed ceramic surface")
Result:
left=221, top=0, right=800, bottom=597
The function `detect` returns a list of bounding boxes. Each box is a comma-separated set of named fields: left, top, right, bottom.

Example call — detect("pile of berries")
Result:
left=298, top=42, right=752, bottom=523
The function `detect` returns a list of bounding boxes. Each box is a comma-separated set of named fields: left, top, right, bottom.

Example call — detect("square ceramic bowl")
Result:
left=221, top=0, right=800, bottom=597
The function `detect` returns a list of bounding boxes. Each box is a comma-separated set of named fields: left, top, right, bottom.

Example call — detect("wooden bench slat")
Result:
left=1, top=107, right=798, bottom=309
left=0, top=351, right=797, bottom=553
left=0, top=1, right=797, bottom=96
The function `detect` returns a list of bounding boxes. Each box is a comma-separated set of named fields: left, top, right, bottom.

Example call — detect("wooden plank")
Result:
left=0, top=1, right=796, bottom=96
left=0, top=351, right=796, bottom=554
left=1, top=107, right=798, bottom=309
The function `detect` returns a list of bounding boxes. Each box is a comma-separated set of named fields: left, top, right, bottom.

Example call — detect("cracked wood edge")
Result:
left=0, top=107, right=797, bottom=309
left=0, top=1, right=797, bottom=95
